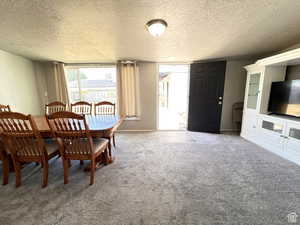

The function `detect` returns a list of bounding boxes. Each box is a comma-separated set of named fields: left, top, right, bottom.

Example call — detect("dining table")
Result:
left=33, top=114, right=124, bottom=166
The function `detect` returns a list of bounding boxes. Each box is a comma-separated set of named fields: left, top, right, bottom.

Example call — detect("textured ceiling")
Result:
left=0, top=0, right=300, bottom=62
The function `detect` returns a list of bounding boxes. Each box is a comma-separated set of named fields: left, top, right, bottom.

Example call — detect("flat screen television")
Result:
left=268, top=80, right=300, bottom=117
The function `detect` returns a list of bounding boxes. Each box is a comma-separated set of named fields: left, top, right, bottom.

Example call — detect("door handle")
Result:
left=280, top=135, right=288, bottom=139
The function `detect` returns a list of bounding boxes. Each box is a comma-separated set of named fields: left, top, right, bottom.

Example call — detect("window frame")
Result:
left=64, top=64, right=118, bottom=105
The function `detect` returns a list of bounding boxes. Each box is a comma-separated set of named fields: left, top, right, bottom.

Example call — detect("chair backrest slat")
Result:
left=71, top=101, right=92, bottom=115
left=94, top=101, right=115, bottom=115
left=46, top=111, right=93, bottom=155
left=0, top=104, right=11, bottom=113
left=0, top=112, right=44, bottom=157
left=45, top=101, right=66, bottom=115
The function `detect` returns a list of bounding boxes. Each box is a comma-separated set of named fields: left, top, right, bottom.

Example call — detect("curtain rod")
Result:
left=64, top=60, right=138, bottom=66
left=65, top=62, right=116, bottom=67
left=120, top=60, right=136, bottom=64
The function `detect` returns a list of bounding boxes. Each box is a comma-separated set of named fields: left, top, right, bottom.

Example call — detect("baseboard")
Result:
left=220, top=129, right=240, bottom=132
left=117, top=130, right=154, bottom=132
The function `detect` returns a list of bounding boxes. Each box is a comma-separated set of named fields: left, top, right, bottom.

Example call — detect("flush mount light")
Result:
left=146, top=19, right=168, bottom=37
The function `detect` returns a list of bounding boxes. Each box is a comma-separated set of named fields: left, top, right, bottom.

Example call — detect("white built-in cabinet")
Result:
left=241, top=49, right=300, bottom=166
left=241, top=64, right=285, bottom=141
left=255, top=115, right=300, bottom=165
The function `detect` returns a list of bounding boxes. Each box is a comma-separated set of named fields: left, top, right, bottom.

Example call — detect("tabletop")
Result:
left=33, top=115, right=123, bottom=132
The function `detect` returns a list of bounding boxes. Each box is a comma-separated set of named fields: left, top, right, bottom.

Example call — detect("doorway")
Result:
left=158, top=64, right=190, bottom=130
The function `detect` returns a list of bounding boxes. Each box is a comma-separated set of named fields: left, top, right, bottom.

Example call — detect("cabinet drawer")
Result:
left=257, top=118, right=285, bottom=151
left=260, top=119, right=284, bottom=134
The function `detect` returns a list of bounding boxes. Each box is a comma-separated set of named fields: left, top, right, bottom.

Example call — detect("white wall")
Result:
left=286, top=65, right=300, bottom=80
left=0, top=49, right=42, bottom=115
left=221, top=60, right=254, bottom=131
left=30, top=59, right=253, bottom=131
left=119, top=60, right=254, bottom=131
left=119, top=62, right=157, bottom=130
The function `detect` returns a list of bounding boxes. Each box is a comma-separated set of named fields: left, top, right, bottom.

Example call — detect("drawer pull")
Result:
left=280, top=135, right=289, bottom=139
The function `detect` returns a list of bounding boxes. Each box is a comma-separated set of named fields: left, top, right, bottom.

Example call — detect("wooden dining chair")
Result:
left=94, top=101, right=116, bottom=115
left=0, top=104, right=11, bottom=112
left=46, top=111, right=109, bottom=185
left=71, top=101, right=92, bottom=115
left=0, top=139, right=9, bottom=185
left=94, top=101, right=117, bottom=148
left=0, top=112, right=59, bottom=188
left=45, top=101, right=66, bottom=115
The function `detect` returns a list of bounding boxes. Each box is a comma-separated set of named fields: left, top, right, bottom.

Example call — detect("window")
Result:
left=65, top=66, right=117, bottom=104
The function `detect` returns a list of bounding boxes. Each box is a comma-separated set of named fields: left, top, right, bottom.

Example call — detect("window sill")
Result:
left=124, top=117, right=141, bottom=121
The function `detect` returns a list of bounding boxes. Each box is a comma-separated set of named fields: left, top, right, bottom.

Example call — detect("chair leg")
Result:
left=68, top=159, right=72, bottom=168
left=112, top=134, right=116, bottom=148
left=14, top=161, right=21, bottom=188
left=104, top=147, right=109, bottom=165
left=80, top=160, right=84, bottom=165
left=42, top=160, right=48, bottom=188
left=63, top=159, right=69, bottom=184
left=90, top=158, right=95, bottom=185
left=2, top=157, right=9, bottom=185
left=108, top=139, right=112, bottom=158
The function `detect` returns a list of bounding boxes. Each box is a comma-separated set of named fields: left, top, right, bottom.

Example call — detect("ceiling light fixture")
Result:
left=146, top=19, right=168, bottom=37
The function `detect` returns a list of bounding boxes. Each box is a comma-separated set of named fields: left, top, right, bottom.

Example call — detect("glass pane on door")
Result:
left=247, top=73, right=260, bottom=109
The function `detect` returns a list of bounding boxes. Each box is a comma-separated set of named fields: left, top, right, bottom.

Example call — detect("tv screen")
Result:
left=268, top=80, right=300, bottom=117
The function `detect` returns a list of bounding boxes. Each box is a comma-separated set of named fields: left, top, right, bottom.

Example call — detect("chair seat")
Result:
left=44, top=139, right=59, bottom=157
left=93, top=138, right=109, bottom=154
left=63, top=138, right=108, bottom=155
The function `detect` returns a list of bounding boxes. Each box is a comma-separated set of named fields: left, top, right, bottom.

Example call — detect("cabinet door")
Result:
left=259, top=118, right=285, bottom=152
left=241, top=111, right=259, bottom=140
left=285, top=123, right=300, bottom=163
left=246, top=73, right=261, bottom=110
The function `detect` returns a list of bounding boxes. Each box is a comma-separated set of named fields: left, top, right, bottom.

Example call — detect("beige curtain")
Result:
left=53, top=62, right=70, bottom=105
left=117, top=61, right=140, bottom=117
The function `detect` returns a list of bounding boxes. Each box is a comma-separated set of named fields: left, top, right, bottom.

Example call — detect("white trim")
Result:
left=156, top=129, right=187, bottom=132
left=124, top=117, right=141, bottom=121
left=186, top=64, right=191, bottom=129
left=116, top=130, right=154, bottom=132
left=155, top=63, right=160, bottom=130
left=158, top=62, right=192, bottom=65
left=220, top=129, right=240, bottom=132
left=244, top=64, right=265, bottom=72
left=255, top=48, right=300, bottom=66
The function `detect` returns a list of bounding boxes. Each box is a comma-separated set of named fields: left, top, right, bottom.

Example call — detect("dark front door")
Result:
left=188, top=61, right=226, bottom=133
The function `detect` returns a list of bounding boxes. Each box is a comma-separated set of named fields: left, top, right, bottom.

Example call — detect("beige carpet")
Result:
left=0, top=131, right=299, bottom=225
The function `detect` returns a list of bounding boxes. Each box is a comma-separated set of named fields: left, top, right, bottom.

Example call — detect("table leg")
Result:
left=107, top=139, right=115, bottom=164
left=84, top=152, right=112, bottom=172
